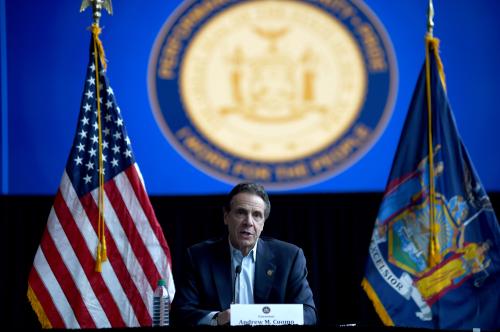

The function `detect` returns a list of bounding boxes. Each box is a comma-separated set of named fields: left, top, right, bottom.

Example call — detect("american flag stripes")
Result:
left=27, top=33, right=175, bottom=328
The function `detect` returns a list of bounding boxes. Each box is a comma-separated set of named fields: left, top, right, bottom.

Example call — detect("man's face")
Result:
left=224, top=192, right=266, bottom=256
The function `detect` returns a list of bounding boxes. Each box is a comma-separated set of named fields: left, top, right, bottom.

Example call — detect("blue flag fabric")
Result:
left=362, top=37, right=500, bottom=330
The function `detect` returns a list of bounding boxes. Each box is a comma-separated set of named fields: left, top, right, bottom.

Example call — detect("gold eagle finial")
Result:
left=80, top=0, right=113, bottom=27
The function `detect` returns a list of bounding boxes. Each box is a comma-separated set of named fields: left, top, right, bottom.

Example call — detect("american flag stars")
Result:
left=66, top=55, right=134, bottom=197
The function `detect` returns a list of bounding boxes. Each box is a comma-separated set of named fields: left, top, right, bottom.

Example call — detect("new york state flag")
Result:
left=362, top=36, right=500, bottom=330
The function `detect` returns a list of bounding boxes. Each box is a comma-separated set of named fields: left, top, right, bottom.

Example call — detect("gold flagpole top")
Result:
left=427, top=0, right=435, bottom=36
left=80, top=0, right=113, bottom=27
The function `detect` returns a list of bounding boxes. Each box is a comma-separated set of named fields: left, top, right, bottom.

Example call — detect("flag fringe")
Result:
left=361, top=278, right=394, bottom=326
left=27, top=285, right=52, bottom=329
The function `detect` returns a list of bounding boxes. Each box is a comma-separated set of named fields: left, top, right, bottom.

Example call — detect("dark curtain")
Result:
left=2, top=193, right=499, bottom=329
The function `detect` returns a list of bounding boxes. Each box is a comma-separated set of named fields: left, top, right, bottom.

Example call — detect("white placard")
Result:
left=230, top=304, right=304, bottom=326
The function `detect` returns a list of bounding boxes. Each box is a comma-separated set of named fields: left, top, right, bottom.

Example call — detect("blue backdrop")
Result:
left=1, top=0, right=499, bottom=195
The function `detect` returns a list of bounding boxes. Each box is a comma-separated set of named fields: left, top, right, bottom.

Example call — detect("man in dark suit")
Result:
left=171, top=182, right=317, bottom=326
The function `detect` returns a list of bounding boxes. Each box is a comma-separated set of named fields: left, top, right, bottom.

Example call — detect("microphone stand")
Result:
left=232, top=265, right=242, bottom=304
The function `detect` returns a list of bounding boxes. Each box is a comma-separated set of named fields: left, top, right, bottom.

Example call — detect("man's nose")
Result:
left=242, top=213, right=254, bottom=225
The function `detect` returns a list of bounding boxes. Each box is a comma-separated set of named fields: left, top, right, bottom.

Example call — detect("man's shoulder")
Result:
left=188, top=237, right=225, bottom=252
left=260, top=236, right=301, bottom=253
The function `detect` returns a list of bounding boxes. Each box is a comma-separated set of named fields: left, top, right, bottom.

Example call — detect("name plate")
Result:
left=230, top=304, right=304, bottom=326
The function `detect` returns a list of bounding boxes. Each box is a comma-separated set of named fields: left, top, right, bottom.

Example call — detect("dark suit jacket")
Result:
left=171, top=236, right=317, bottom=325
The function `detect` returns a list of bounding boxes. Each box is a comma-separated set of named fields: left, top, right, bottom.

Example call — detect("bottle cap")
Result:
left=157, top=279, right=166, bottom=286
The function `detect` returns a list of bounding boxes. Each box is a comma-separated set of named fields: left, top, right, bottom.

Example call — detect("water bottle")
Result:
left=153, top=279, right=170, bottom=326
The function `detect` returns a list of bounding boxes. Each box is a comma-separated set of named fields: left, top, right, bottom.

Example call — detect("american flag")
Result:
left=27, top=34, right=175, bottom=328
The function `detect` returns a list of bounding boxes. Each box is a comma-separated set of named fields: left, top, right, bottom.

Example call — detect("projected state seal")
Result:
left=148, top=0, right=398, bottom=189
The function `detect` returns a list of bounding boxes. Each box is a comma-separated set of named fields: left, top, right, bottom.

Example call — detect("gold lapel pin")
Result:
left=267, top=269, right=274, bottom=277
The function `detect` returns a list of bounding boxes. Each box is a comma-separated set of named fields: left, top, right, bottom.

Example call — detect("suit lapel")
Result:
left=254, top=239, right=276, bottom=303
left=212, top=239, right=233, bottom=310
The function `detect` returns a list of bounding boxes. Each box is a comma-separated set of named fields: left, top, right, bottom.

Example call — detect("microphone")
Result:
left=232, top=265, right=241, bottom=304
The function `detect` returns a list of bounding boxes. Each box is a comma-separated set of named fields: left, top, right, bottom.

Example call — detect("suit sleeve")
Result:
left=170, top=249, right=211, bottom=326
left=286, top=248, right=318, bottom=325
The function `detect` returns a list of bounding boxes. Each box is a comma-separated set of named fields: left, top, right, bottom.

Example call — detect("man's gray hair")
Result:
left=224, top=182, right=271, bottom=219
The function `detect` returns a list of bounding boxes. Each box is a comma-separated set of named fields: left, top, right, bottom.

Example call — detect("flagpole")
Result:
left=80, top=0, right=113, bottom=271
left=427, top=0, right=434, bottom=37
left=425, top=0, right=440, bottom=267
left=29, top=1, right=175, bottom=326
